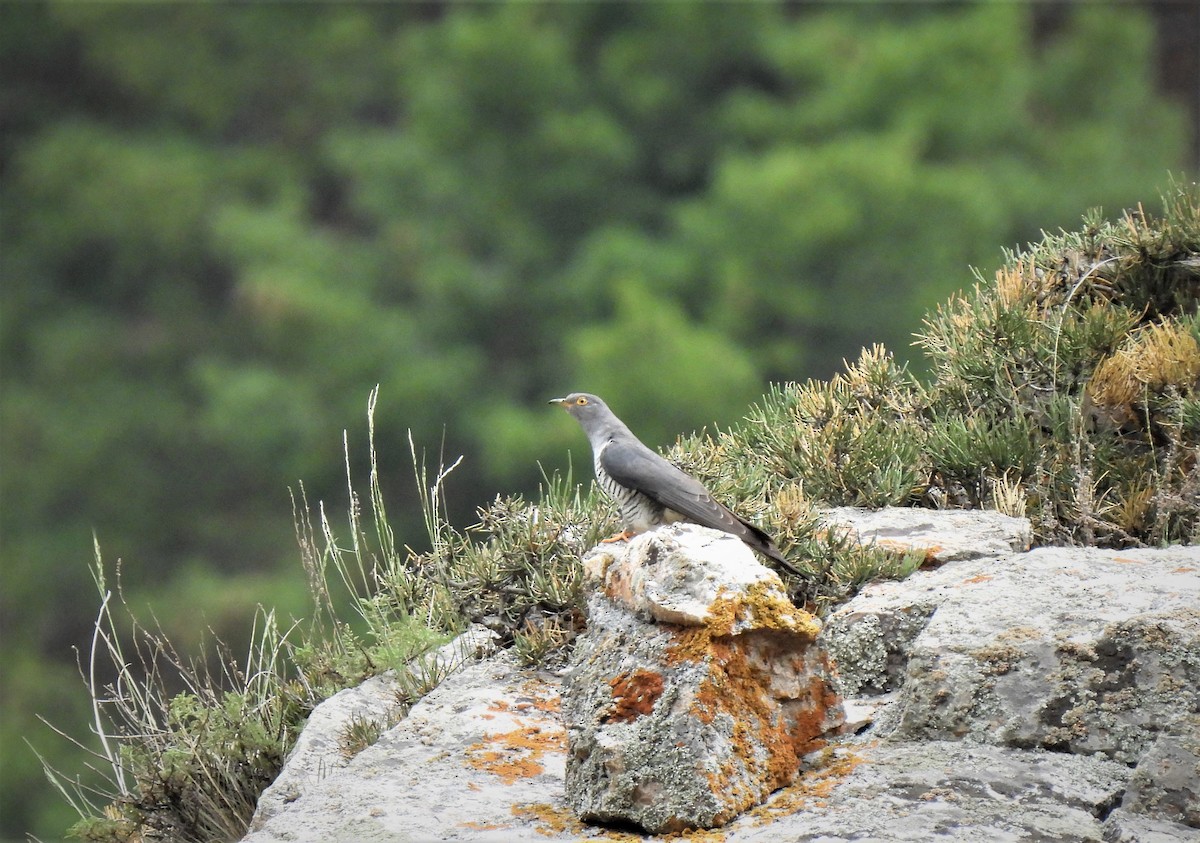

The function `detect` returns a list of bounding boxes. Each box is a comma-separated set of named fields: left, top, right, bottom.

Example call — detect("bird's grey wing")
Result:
left=600, top=440, right=747, bottom=534
left=603, top=439, right=803, bottom=577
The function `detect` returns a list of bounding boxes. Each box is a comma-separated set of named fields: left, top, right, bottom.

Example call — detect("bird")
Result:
left=549, top=392, right=802, bottom=578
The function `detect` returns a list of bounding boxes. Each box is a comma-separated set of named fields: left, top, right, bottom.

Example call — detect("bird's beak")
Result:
left=548, top=397, right=568, bottom=406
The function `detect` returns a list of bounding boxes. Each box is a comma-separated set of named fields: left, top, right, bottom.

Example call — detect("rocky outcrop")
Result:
left=249, top=624, right=500, bottom=830
left=561, top=525, right=843, bottom=832
left=827, top=546, right=1200, bottom=763
left=242, top=649, right=565, bottom=843
left=240, top=510, right=1200, bottom=843
left=821, top=505, right=1032, bottom=564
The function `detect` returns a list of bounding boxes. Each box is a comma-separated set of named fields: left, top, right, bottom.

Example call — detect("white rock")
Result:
left=583, top=523, right=793, bottom=630
left=248, top=624, right=499, bottom=831
left=821, top=506, right=1032, bottom=563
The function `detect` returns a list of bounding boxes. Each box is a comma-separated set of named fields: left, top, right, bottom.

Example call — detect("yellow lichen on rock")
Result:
left=702, top=582, right=821, bottom=639
left=464, top=724, right=567, bottom=785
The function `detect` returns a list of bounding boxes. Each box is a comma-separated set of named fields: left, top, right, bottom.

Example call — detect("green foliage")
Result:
left=730, top=348, right=929, bottom=508
left=917, top=183, right=1200, bottom=544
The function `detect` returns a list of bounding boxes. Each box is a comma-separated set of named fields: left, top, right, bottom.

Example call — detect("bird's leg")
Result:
left=601, top=530, right=634, bottom=544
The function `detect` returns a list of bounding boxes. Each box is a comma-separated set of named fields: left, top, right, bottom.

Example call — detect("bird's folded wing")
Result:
left=600, top=441, right=744, bottom=534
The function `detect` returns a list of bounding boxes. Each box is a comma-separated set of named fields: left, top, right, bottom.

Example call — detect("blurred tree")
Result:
left=0, top=2, right=1190, bottom=838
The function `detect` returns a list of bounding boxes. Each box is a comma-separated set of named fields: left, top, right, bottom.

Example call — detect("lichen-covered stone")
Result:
left=821, top=506, right=1032, bottom=564
left=822, top=600, right=938, bottom=696
left=887, top=548, right=1200, bottom=764
left=238, top=514, right=1200, bottom=842
left=562, top=524, right=843, bottom=833
left=1121, top=714, right=1200, bottom=828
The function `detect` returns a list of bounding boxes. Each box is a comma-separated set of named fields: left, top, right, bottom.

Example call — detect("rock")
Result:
left=248, top=624, right=499, bottom=831
left=821, top=506, right=1032, bottom=564
left=561, top=524, right=844, bottom=833
left=239, top=510, right=1200, bottom=842
left=822, top=595, right=939, bottom=697
left=887, top=547, right=1200, bottom=763
left=238, top=669, right=1196, bottom=843
left=1120, top=714, right=1200, bottom=828
left=241, top=651, right=569, bottom=843
left=735, top=739, right=1131, bottom=842
left=1103, top=808, right=1200, bottom=843
left=826, top=544, right=1200, bottom=757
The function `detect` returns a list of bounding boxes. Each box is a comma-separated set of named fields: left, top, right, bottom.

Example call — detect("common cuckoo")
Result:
left=549, top=392, right=801, bottom=577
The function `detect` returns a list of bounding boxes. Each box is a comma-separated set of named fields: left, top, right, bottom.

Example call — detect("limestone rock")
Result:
left=248, top=624, right=499, bottom=831
left=1120, top=714, right=1200, bottom=828
left=1102, top=808, right=1200, bottom=843
left=241, top=651, right=568, bottom=843
left=733, top=739, right=1131, bottom=842
left=821, top=506, right=1032, bottom=564
left=890, top=547, right=1200, bottom=763
left=822, top=595, right=938, bottom=697
left=239, top=510, right=1200, bottom=842
left=825, top=545, right=1200, bottom=762
left=562, top=524, right=844, bottom=833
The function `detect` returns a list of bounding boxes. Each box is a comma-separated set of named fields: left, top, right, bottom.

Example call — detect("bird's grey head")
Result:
left=548, top=392, right=623, bottom=445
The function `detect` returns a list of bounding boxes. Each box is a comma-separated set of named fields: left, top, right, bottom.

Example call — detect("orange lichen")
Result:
left=657, top=827, right=730, bottom=842
left=666, top=624, right=716, bottom=666
left=604, top=669, right=665, bottom=723
left=750, top=748, right=869, bottom=823
left=658, top=584, right=843, bottom=818
left=510, top=801, right=585, bottom=837
left=701, top=582, right=821, bottom=639
left=785, top=671, right=842, bottom=756
left=463, top=724, right=567, bottom=785
left=528, top=693, right=562, bottom=714
left=457, top=820, right=508, bottom=831
left=960, top=574, right=993, bottom=585
left=689, top=637, right=803, bottom=804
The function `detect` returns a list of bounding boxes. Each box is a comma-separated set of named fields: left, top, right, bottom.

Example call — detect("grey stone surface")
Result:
left=886, top=547, right=1200, bottom=762
left=241, top=652, right=1148, bottom=843
left=1103, top=808, right=1200, bottom=842
left=1121, top=714, right=1200, bottom=828
left=822, top=596, right=938, bottom=696
left=821, top=506, right=1032, bottom=563
left=732, top=739, right=1131, bottom=842
left=242, top=652, right=568, bottom=843
left=248, top=624, right=499, bottom=831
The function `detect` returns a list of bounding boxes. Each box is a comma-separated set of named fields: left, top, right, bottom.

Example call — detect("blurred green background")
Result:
left=1, top=2, right=1195, bottom=839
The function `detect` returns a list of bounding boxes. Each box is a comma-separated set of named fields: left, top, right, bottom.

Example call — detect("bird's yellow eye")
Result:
left=576, top=396, right=588, bottom=405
